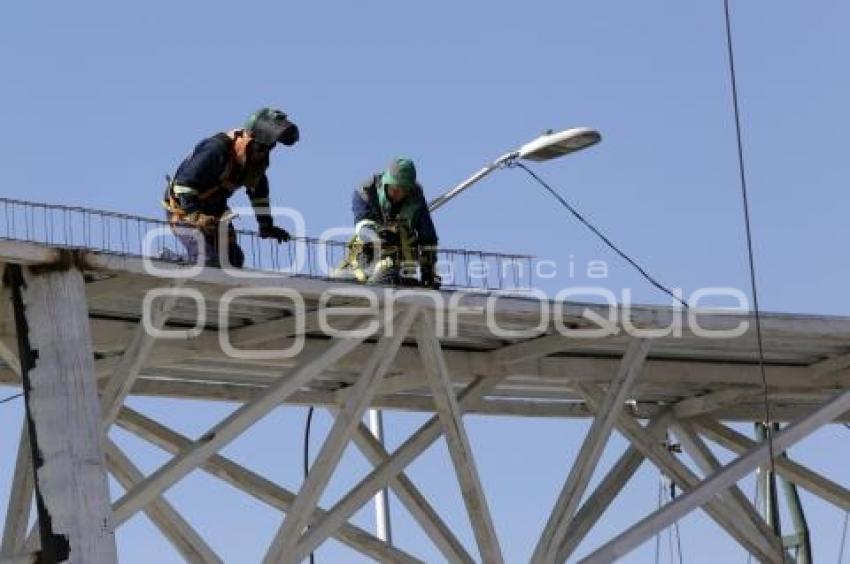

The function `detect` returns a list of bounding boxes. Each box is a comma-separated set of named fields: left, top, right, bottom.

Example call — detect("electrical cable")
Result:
left=668, top=495, right=675, bottom=564
left=655, top=476, right=663, bottom=564
left=746, top=479, right=761, bottom=564
left=674, top=527, right=683, bottom=563
left=668, top=440, right=684, bottom=564
left=509, top=161, right=689, bottom=308
left=0, top=392, right=22, bottom=404
left=840, top=424, right=850, bottom=563
left=663, top=433, right=684, bottom=563
left=655, top=466, right=685, bottom=563
left=722, top=0, right=782, bottom=554
left=672, top=495, right=683, bottom=564
left=303, top=406, right=316, bottom=564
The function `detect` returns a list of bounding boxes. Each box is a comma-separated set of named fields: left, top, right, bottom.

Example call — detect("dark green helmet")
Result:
left=244, top=108, right=299, bottom=147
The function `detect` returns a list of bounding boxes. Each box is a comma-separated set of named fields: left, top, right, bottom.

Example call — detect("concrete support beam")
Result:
left=290, top=377, right=501, bottom=563
left=344, top=417, right=474, bottom=564
left=578, top=385, right=780, bottom=562
left=100, top=281, right=182, bottom=429
left=264, top=307, right=420, bottom=563
left=671, top=421, right=784, bottom=556
left=532, top=338, right=650, bottom=563
left=556, top=416, right=669, bottom=562
left=581, top=385, right=850, bottom=562
left=104, top=439, right=222, bottom=563
left=112, top=329, right=376, bottom=526
left=10, top=263, right=117, bottom=563
left=416, top=314, right=504, bottom=564
left=695, top=418, right=850, bottom=511
left=115, top=407, right=421, bottom=564
left=0, top=425, right=33, bottom=557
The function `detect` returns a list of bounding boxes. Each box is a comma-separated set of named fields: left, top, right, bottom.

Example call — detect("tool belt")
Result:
left=162, top=176, right=230, bottom=227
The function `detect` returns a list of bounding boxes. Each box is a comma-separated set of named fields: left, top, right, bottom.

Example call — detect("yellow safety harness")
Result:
left=336, top=220, right=418, bottom=283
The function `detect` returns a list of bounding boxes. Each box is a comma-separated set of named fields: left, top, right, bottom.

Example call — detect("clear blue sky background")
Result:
left=1, top=1, right=849, bottom=562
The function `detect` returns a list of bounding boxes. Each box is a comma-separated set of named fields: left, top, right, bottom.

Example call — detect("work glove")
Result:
left=186, top=213, right=219, bottom=235
left=421, top=271, right=442, bottom=290
left=359, top=241, right=376, bottom=264
left=259, top=224, right=291, bottom=243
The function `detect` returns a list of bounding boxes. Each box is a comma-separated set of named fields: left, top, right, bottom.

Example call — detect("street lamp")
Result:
left=368, top=127, right=600, bottom=544
left=428, top=127, right=601, bottom=212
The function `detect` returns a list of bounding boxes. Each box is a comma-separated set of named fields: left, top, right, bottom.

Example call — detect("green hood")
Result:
left=380, top=158, right=416, bottom=189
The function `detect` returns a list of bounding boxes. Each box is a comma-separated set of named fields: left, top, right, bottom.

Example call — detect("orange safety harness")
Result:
left=162, top=130, right=247, bottom=222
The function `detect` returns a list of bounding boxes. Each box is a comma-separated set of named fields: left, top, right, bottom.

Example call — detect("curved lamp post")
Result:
left=428, top=127, right=601, bottom=213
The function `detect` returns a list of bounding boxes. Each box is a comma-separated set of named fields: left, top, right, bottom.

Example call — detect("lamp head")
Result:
left=517, top=127, right=601, bottom=162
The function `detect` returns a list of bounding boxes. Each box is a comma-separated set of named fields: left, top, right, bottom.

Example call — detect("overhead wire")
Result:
left=0, top=392, right=22, bottom=404
left=303, top=406, right=316, bottom=564
left=746, top=477, right=762, bottom=564
left=661, top=474, right=675, bottom=564
left=655, top=435, right=684, bottom=564
left=721, top=0, right=782, bottom=554
left=664, top=475, right=676, bottom=564
left=668, top=448, right=684, bottom=563
left=655, top=477, right=663, bottom=564
left=673, top=498, right=683, bottom=564
left=507, top=7, right=777, bottom=556
left=654, top=470, right=685, bottom=564
left=840, top=424, right=850, bottom=562
left=508, top=161, right=689, bottom=308
left=840, top=501, right=850, bottom=564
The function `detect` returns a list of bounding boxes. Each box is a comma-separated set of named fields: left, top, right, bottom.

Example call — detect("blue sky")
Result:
left=1, top=1, right=849, bottom=562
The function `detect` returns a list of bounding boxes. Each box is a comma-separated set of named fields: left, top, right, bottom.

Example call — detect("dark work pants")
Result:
left=170, top=221, right=245, bottom=268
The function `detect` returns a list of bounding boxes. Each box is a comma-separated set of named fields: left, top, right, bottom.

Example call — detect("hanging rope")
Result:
left=721, top=0, right=782, bottom=553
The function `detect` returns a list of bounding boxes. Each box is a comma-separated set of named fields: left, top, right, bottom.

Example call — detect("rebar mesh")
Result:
left=0, top=198, right=534, bottom=291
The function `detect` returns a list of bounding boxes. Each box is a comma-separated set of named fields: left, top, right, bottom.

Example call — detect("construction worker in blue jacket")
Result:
left=163, top=108, right=298, bottom=267
left=345, top=158, right=441, bottom=288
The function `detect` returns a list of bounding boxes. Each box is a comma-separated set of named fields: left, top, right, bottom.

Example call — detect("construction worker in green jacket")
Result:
left=342, top=158, right=441, bottom=288
left=163, top=108, right=298, bottom=267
